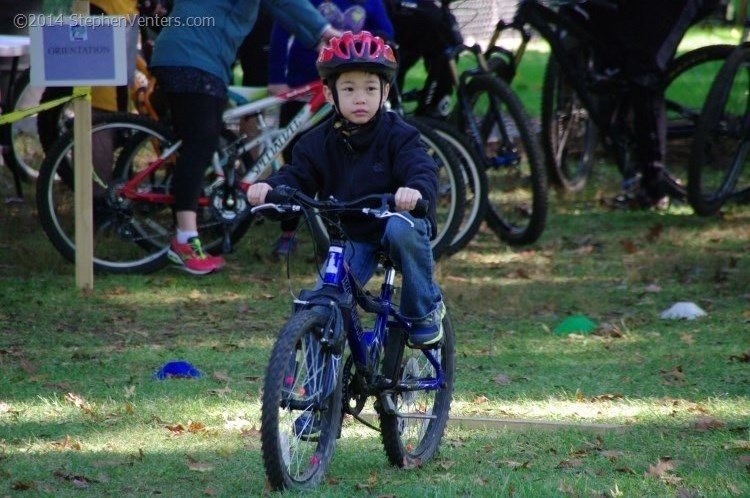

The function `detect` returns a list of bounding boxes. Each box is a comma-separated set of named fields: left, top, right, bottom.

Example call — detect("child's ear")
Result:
left=382, top=82, right=391, bottom=104
left=323, top=84, right=335, bottom=106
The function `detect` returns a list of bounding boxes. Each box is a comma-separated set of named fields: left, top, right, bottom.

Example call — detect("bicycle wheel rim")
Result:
left=261, top=310, right=342, bottom=490
left=463, top=75, right=547, bottom=245
left=664, top=44, right=737, bottom=199
left=379, top=310, right=454, bottom=467
left=36, top=116, right=176, bottom=274
left=688, top=46, right=750, bottom=214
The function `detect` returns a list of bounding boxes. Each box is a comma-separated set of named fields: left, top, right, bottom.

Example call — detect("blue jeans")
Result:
left=320, top=215, right=442, bottom=321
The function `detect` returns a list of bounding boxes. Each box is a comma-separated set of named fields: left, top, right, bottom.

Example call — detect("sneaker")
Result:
left=293, top=412, right=321, bottom=439
left=408, top=301, right=446, bottom=348
left=609, top=189, right=669, bottom=211
left=272, top=234, right=298, bottom=257
left=167, top=237, right=225, bottom=275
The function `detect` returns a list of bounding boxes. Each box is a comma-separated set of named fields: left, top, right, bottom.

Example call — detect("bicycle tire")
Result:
left=540, top=54, right=599, bottom=193
left=4, top=69, right=46, bottom=181
left=261, top=309, right=343, bottom=491
left=37, top=113, right=178, bottom=274
left=462, top=74, right=548, bottom=246
left=378, top=306, right=455, bottom=468
left=663, top=43, right=737, bottom=199
left=413, top=116, right=488, bottom=255
left=687, top=44, right=750, bottom=216
left=403, top=116, right=466, bottom=259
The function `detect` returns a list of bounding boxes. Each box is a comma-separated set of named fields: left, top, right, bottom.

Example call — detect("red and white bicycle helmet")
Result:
left=316, top=31, right=397, bottom=81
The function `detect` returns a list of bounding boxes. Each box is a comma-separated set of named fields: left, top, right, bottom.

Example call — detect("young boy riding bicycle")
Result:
left=247, top=31, right=445, bottom=348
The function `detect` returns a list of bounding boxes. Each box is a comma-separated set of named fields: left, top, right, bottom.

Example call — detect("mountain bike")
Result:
left=36, top=80, right=466, bottom=273
left=254, top=187, right=454, bottom=491
left=486, top=0, right=736, bottom=197
left=395, top=2, right=548, bottom=247
left=687, top=12, right=750, bottom=216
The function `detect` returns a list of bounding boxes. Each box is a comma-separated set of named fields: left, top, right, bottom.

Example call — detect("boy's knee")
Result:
left=383, top=216, right=426, bottom=249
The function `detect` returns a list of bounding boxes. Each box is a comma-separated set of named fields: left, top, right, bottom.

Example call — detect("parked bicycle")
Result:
left=36, top=80, right=466, bottom=273
left=486, top=0, right=736, bottom=198
left=687, top=9, right=750, bottom=216
left=254, top=187, right=454, bottom=491
left=395, top=1, right=549, bottom=247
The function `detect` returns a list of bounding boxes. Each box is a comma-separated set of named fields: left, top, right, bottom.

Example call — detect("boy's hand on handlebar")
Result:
left=394, top=187, right=422, bottom=212
left=247, top=182, right=273, bottom=206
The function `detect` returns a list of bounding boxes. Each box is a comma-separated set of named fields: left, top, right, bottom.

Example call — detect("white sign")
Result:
left=29, top=16, right=127, bottom=86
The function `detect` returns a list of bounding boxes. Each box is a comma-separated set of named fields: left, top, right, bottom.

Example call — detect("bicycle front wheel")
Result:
left=664, top=44, right=736, bottom=200
left=541, top=55, right=598, bottom=193
left=378, top=307, right=455, bottom=468
left=261, top=309, right=343, bottom=491
left=36, top=113, right=177, bottom=274
left=462, top=74, right=548, bottom=245
left=688, top=44, right=750, bottom=216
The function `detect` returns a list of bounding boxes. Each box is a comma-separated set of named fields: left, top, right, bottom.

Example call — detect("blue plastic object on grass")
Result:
left=153, top=360, right=204, bottom=380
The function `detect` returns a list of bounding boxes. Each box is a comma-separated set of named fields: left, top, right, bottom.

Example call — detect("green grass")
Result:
left=2, top=24, right=749, bottom=496
left=1, top=160, right=749, bottom=496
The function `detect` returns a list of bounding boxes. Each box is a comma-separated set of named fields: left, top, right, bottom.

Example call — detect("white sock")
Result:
left=176, top=229, right=199, bottom=244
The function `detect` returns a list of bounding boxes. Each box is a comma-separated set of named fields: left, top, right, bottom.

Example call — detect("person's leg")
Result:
left=166, top=92, right=226, bottom=273
left=621, top=0, right=700, bottom=206
left=381, top=216, right=440, bottom=319
left=273, top=100, right=307, bottom=256
left=380, top=216, right=443, bottom=346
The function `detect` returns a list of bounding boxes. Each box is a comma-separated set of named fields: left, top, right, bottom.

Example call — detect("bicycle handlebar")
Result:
left=259, top=185, right=429, bottom=219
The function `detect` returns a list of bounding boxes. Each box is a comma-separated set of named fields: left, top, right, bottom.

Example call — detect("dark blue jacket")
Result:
left=265, top=111, right=439, bottom=243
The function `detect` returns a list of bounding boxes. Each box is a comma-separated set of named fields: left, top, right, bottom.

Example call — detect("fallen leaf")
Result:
left=499, top=460, right=530, bottom=469
left=124, top=385, right=136, bottom=398
left=680, top=333, right=694, bottom=345
left=556, top=459, right=584, bottom=469
left=600, top=450, right=624, bottom=460
left=646, top=223, right=663, bottom=243
left=473, top=476, right=488, bottom=486
left=208, top=386, right=232, bottom=396
left=212, top=371, right=231, bottom=382
left=473, top=395, right=489, bottom=404
left=694, top=417, right=725, bottom=432
left=590, top=393, right=623, bottom=402
left=493, top=374, right=511, bottom=386
left=620, top=239, right=639, bottom=254
left=729, top=351, right=750, bottom=363
left=186, top=455, right=214, bottom=472
left=645, top=459, right=675, bottom=478
left=661, top=366, right=685, bottom=386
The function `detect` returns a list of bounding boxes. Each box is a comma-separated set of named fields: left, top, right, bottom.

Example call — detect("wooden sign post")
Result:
left=72, top=0, right=93, bottom=290
left=29, top=1, right=128, bottom=290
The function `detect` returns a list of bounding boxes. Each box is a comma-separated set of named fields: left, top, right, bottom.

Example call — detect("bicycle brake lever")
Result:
left=362, top=208, right=415, bottom=227
left=250, top=203, right=300, bottom=214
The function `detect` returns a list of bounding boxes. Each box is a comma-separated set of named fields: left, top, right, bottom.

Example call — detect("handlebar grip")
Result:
left=265, top=185, right=296, bottom=204
left=387, top=197, right=429, bottom=218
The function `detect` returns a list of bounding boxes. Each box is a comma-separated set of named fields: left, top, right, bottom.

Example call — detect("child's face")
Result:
left=325, top=71, right=390, bottom=124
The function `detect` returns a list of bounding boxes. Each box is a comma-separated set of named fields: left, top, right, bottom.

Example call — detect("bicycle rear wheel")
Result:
left=688, top=44, right=750, bottom=216
left=36, top=113, right=177, bottom=273
left=664, top=44, right=736, bottom=199
left=378, top=307, right=455, bottom=468
left=413, top=117, right=487, bottom=255
left=261, top=309, right=343, bottom=491
left=541, top=55, right=598, bottom=193
left=461, top=74, right=548, bottom=245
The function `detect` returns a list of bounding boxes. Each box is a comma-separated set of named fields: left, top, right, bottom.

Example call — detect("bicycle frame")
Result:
left=499, top=0, right=619, bottom=136
left=301, top=236, right=445, bottom=394
left=115, top=81, right=330, bottom=206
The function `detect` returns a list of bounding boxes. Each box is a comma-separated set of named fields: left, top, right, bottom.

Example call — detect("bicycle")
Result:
left=687, top=11, right=750, bottom=216
left=486, top=0, right=736, bottom=197
left=394, top=2, right=549, bottom=247
left=36, top=80, right=466, bottom=273
left=254, top=187, right=454, bottom=491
